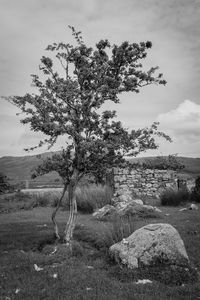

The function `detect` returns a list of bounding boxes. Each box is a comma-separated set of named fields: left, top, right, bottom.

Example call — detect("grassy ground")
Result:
left=1, top=204, right=200, bottom=300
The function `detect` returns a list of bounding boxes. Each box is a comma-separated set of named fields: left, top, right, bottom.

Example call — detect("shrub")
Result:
left=191, top=176, right=200, bottom=203
left=2, top=191, right=52, bottom=211
left=3, top=191, right=32, bottom=202
left=160, top=188, right=190, bottom=206
left=33, top=194, right=50, bottom=207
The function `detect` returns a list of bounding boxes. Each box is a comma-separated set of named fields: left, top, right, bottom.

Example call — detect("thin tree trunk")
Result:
left=64, top=170, right=78, bottom=250
left=52, top=184, right=67, bottom=240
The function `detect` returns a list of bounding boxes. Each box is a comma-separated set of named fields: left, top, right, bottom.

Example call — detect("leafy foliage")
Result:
left=8, top=26, right=170, bottom=185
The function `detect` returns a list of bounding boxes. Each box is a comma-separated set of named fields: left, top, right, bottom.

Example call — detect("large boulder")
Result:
left=92, top=205, right=117, bottom=220
left=110, top=223, right=189, bottom=269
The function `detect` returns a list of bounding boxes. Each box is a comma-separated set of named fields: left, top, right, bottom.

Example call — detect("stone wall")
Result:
left=112, top=167, right=177, bottom=202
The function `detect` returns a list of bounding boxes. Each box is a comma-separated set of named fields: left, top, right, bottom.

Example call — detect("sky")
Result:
left=0, top=0, right=200, bottom=158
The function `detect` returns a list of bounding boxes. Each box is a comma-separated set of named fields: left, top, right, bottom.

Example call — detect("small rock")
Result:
left=86, top=287, right=92, bottom=291
left=86, top=266, right=94, bottom=269
left=189, top=204, right=198, bottom=210
left=122, top=238, right=129, bottom=245
left=34, top=264, right=44, bottom=271
left=132, top=199, right=144, bottom=205
left=53, top=273, right=58, bottom=279
left=118, top=194, right=132, bottom=202
left=135, top=279, right=152, bottom=284
left=179, top=208, right=187, bottom=212
left=154, top=207, right=162, bottom=213
left=15, top=288, right=20, bottom=294
left=49, top=246, right=57, bottom=255
left=92, top=205, right=117, bottom=220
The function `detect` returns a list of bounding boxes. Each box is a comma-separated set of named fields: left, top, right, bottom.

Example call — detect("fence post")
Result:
left=25, top=180, right=29, bottom=189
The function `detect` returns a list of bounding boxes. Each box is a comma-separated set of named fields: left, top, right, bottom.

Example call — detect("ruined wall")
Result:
left=112, top=167, right=177, bottom=201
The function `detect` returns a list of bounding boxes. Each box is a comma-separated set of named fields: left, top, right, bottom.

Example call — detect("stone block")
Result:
left=146, top=183, right=152, bottom=188
left=123, top=169, right=129, bottom=175
left=130, top=170, right=136, bottom=175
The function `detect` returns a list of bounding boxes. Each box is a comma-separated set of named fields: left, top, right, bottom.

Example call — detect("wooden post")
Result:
left=25, top=180, right=29, bottom=189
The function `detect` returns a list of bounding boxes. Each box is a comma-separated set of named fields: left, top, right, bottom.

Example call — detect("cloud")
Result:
left=157, top=100, right=200, bottom=140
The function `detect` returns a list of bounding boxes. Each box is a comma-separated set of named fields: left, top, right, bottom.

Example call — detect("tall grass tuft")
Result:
left=160, top=188, right=190, bottom=206
left=75, top=185, right=113, bottom=213
left=74, top=216, right=135, bottom=252
left=62, top=184, right=113, bottom=213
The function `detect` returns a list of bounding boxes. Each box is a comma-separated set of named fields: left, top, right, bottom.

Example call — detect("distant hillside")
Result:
left=129, top=156, right=200, bottom=179
left=0, top=152, right=61, bottom=187
left=0, top=152, right=200, bottom=187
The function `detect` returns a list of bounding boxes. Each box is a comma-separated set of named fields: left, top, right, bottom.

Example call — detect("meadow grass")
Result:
left=0, top=184, right=113, bottom=213
left=74, top=215, right=136, bottom=253
left=1, top=206, right=200, bottom=299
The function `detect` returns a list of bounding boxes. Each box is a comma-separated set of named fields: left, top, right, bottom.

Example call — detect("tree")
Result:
left=8, top=26, right=170, bottom=249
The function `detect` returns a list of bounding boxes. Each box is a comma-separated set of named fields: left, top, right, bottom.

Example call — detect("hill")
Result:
left=0, top=152, right=61, bottom=188
left=0, top=153, right=200, bottom=188
left=129, top=156, right=200, bottom=179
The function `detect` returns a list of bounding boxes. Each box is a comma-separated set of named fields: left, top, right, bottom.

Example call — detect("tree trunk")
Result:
left=52, top=184, right=67, bottom=240
left=64, top=170, right=78, bottom=251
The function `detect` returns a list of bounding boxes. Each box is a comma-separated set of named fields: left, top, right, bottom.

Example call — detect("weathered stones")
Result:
left=189, top=203, right=198, bottom=210
left=112, top=167, right=177, bottom=199
left=116, top=201, right=156, bottom=217
left=132, top=199, right=144, bottom=205
left=92, top=205, right=117, bottom=220
left=93, top=199, right=161, bottom=221
left=118, top=194, right=132, bottom=203
left=109, top=223, right=189, bottom=269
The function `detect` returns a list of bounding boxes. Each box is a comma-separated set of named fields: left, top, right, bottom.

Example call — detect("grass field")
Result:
left=1, top=202, right=200, bottom=299
left=0, top=185, right=113, bottom=215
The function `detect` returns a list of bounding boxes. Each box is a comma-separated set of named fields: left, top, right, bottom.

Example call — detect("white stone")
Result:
left=154, top=207, right=162, bottom=213
left=135, top=279, right=152, bottom=284
left=179, top=208, right=187, bottom=212
left=189, top=203, right=198, bottom=210
left=110, top=223, right=189, bottom=269
left=146, top=183, right=152, bottom=188
left=118, top=194, right=132, bottom=203
left=92, top=205, right=117, bottom=220
left=132, top=199, right=144, bottom=205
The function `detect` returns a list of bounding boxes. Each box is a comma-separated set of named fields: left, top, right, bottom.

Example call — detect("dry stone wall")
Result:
left=112, top=167, right=177, bottom=201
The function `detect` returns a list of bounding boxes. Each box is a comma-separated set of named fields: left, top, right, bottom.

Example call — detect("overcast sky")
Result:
left=0, top=0, right=200, bottom=158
